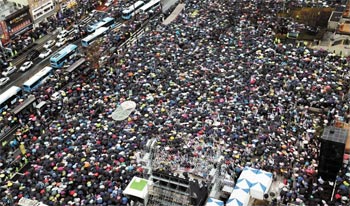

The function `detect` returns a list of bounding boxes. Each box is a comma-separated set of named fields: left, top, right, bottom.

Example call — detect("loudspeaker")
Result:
left=318, top=127, right=347, bottom=181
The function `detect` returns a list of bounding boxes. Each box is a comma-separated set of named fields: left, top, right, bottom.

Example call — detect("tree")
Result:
left=84, top=39, right=103, bottom=69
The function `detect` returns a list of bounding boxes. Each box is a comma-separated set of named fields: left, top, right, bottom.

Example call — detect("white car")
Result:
left=39, top=49, right=52, bottom=59
left=0, top=77, right=10, bottom=86
left=51, top=90, right=64, bottom=101
left=1, top=66, right=17, bottom=76
left=55, top=38, right=67, bottom=47
left=89, top=10, right=97, bottom=17
left=43, top=40, right=56, bottom=49
left=57, top=30, right=69, bottom=39
left=20, top=61, right=33, bottom=72
left=105, top=0, right=113, bottom=6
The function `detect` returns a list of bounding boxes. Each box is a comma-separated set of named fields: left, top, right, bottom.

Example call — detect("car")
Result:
left=20, top=61, right=33, bottom=72
left=26, top=49, right=40, bottom=61
left=55, top=38, right=67, bottom=47
left=0, top=77, right=10, bottom=86
left=67, top=34, right=77, bottom=42
left=51, top=90, right=64, bottom=101
left=39, top=49, right=52, bottom=59
left=99, top=55, right=110, bottom=65
left=105, top=0, right=113, bottom=6
left=1, top=66, right=17, bottom=76
left=43, top=40, right=56, bottom=49
left=57, top=30, right=69, bottom=39
left=89, top=10, right=97, bottom=17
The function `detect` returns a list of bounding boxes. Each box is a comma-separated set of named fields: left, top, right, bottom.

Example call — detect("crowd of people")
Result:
left=1, top=0, right=350, bottom=205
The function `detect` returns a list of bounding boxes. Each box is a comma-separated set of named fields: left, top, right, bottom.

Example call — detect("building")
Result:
left=0, top=4, right=33, bottom=45
left=27, top=0, right=55, bottom=25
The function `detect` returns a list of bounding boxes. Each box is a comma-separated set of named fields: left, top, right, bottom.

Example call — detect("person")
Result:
left=1, top=0, right=350, bottom=205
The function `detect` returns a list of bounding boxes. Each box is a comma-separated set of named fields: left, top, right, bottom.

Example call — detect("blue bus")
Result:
left=139, top=0, right=161, bottom=15
left=87, top=17, right=115, bottom=33
left=22, top=66, right=53, bottom=92
left=81, top=27, right=109, bottom=47
left=0, top=86, right=22, bottom=112
left=121, top=1, right=145, bottom=20
left=50, top=44, right=78, bottom=68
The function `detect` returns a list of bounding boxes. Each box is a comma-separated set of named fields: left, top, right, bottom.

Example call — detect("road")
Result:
left=0, top=8, right=141, bottom=95
left=0, top=34, right=84, bottom=95
left=0, top=15, right=97, bottom=94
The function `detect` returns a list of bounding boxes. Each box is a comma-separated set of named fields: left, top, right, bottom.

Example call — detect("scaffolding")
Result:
left=147, top=171, right=198, bottom=206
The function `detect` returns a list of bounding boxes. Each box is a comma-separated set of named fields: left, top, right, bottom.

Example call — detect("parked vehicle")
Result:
left=39, top=49, right=52, bottom=59
left=20, top=61, right=34, bottom=72
left=1, top=66, right=17, bottom=76
left=26, top=49, right=40, bottom=61
left=55, top=38, right=67, bottom=47
left=43, top=40, right=56, bottom=49
left=0, top=77, right=10, bottom=86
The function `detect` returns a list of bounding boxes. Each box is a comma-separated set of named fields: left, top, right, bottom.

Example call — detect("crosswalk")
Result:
left=121, top=28, right=146, bottom=48
left=80, top=16, right=94, bottom=27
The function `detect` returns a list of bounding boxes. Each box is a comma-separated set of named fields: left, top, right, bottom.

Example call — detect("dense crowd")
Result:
left=1, top=0, right=350, bottom=205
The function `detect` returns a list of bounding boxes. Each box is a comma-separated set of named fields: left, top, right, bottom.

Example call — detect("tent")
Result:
left=123, top=177, right=149, bottom=200
left=111, top=101, right=136, bottom=121
left=249, top=170, right=273, bottom=200
left=235, top=178, right=253, bottom=190
left=226, top=187, right=250, bottom=206
left=205, top=198, right=224, bottom=206
left=250, top=182, right=268, bottom=200
left=238, top=167, right=258, bottom=183
left=255, top=170, right=273, bottom=188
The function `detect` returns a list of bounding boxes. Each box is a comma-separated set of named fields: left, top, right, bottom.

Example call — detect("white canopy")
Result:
left=235, top=178, right=253, bottom=190
left=250, top=170, right=273, bottom=200
left=111, top=101, right=136, bottom=121
left=226, top=187, right=250, bottom=206
left=238, top=167, right=258, bottom=184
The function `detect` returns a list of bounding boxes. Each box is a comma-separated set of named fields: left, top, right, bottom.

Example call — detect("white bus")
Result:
left=23, top=66, right=53, bottom=92
left=121, top=1, right=145, bottom=20
left=139, top=0, right=161, bottom=15
left=81, top=27, right=109, bottom=47
left=0, top=86, right=22, bottom=112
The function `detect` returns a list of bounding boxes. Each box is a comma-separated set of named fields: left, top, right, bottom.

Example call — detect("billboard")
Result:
left=5, top=6, right=33, bottom=37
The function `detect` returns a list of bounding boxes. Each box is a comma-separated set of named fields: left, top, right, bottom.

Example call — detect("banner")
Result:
left=5, top=6, right=33, bottom=37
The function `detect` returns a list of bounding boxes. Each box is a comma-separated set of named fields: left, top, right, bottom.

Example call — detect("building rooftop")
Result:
left=0, top=1, right=20, bottom=21
left=329, top=11, right=343, bottom=22
left=321, top=126, right=348, bottom=144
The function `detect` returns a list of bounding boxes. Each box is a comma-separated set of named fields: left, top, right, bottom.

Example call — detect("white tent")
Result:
left=205, top=198, right=224, bottom=206
left=249, top=170, right=273, bottom=200
left=235, top=178, right=253, bottom=190
left=256, top=170, right=273, bottom=189
left=226, top=187, right=250, bottom=206
left=250, top=182, right=268, bottom=200
left=238, top=167, right=258, bottom=184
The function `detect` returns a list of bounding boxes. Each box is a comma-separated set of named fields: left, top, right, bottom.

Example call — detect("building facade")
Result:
left=0, top=5, right=33, bottom=44
left=27, top=0, right=55, bottom=24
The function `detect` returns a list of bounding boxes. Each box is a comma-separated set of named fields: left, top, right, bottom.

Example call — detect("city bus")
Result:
left=121, top=1, right=145, bottom=20
left=139, top=0, right=161, bottom=15
left=81, top=27, right=109, bottom=47
left=0, top=86, right=22, bottom=112
left=50, top=44, right=78, bottom=68
left=22, top=66, right=53, bottom=92
left=87, top=17, right=115, bottom=33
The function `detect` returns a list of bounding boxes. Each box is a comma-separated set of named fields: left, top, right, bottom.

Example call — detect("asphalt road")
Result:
left=0, top=34, right=58, bottom=94
left=0, top=8, right=141, bottom=95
